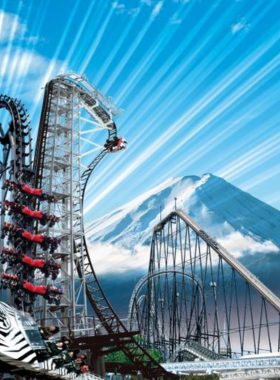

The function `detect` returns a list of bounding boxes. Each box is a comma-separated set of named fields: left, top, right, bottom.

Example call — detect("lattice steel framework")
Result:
left=33, top=74, right=118, bottom=323
left=33, top=74, right=177, bottom=379
left=128, top=209, right=280, bottom=362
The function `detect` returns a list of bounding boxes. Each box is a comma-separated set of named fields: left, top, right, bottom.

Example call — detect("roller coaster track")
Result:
left=34, top=75, right=178, bottom=380
left=174, top=209, right=280, bottom=313
left=0, top=95, right=34, bottom=308
left=134, top=208, right=280, bottom=360
left=0, top=95, right=32, bottom=180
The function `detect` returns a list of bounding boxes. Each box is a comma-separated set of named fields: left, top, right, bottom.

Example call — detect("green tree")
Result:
left=179, top=375, right=219, bottom=380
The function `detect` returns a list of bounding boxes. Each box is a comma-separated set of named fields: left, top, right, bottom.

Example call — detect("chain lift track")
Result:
left=34, top=74, right=178, bottom=380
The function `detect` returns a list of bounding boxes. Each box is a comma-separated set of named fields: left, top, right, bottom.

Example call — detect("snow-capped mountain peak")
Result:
left=86, top=174, right=280, bottom=264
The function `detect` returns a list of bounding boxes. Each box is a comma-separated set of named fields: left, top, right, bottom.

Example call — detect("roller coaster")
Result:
left=128, top=209, right=280, bottom=367
left=0, top=74, right=177, bottom=379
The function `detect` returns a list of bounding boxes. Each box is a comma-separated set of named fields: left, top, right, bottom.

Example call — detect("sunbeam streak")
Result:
left=101, top=16, right=154, bottom=93
left=150, top=53, right=280, bottom=171
left=4, top=0, right=34, bottom=92
left=32, top=0, right=82, bottom=109
left=84, top=17, right=280, bottom=203
left=79, top=3, right=115, bottom=74
left=118, top=0, right=272, bottom=129
left=10, top=1, right=49, bottom=98
left=114, top=1, right=195, bottom=104
left=242, top=165, right=280, bottom=192
left=0, top=1, right=23, bottom=89
left=60, top=0, right=97, bottom=73
left=219, top=131, right=280, bottom=179
left=1, top=0, right=280, bottom=217
left=0, top=1, right=8, bottom=40
left=162, top=93, right=280, bottom=180
left=93, top=3, right=147, bottom=86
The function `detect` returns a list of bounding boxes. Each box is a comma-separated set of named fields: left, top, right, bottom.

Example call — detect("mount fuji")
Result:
left=86, top=174, right=280, bottom=278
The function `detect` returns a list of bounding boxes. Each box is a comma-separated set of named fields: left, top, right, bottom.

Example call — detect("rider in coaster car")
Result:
left=63, top=349, right=79, bottom=365
left=47, top=339, right=67, bottom=357
left=1, top=273, right=19, bottom=290
left=22, top=230, right=44, bottom=243
left=38, top=325, right=60, bottom=340
left=104, top=136, right=127, bottom=152
left=2, top=201, right=59, bottom=227
left=80, top=365, right=91, bottom=374
left=23, top=280, right=47, bottom=295
left=2, top=180, right=57, bottom=203
left=1, top=247, right=18, bottom=264
left=22, top=254, right=45, bottom=268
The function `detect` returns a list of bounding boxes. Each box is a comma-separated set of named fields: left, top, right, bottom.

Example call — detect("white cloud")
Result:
left=173, top=0, right=191, bottom=3
left=23, top=35, right=44, bottom=44
left=86, top=230, right=280, bottom=275
left=170, top=13, right=182, bottom=25
left=151, top=1, right=163, bottom=20
left=88, top=242, right=150, bottom=274
left=128, top=7, right=140, bottom=17
left=112, top=3, right=139, bottom=17
left=112, top=2, right=126, bottom=14
left=112, top=2, right=125, bottom=8
left=217, top=231, right=279, bottom=258
left=0, top=10, right=42, bottom=45
left=0, top=47, right=62, bottom=100
left=231, top=17, right=250, bottom=34
left=0, top=10, right=27, bottom=43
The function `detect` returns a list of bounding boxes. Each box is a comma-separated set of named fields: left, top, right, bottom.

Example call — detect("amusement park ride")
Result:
left=0, top=73, right=280, bottom=380
left=0, top=74, right=175, bottom=380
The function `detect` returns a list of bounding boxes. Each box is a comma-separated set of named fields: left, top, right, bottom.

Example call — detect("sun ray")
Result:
left=0, top=1, right=24, bottom=89
left=114, top=1, right=195, bottom=103
left=79, top=3, right=116, bottom=74
left=84, top=13, right=280, bottom=203
left=10, top=0, right=49, bottom=98
left=242, top=165, right=280, bottom=192
left=93, top=2, right=147, bottom=86
left=219, top=130, right=280, bottom=179
left=4, top=0, right=35, bottom=94
left=30, top=0, right=83, bottom=118
left=101, top=16, right=155, bottom=93
left=119, top=0, right=272, bottom=129
left=60, top=0, right=97, bottom=73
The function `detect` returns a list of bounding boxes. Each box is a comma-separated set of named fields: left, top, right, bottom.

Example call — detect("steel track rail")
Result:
left=34, top=76, right=178, bottom=380
left=0, top=95, right=33, bottom=307
left=0, top=95, right=32, bottom=177
left=155, top=209, right=280, bottom=314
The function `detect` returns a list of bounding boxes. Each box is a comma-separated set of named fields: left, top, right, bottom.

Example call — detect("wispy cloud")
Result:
left=112, top=2, right=140, bottom=17
left=151, top=1, right=163, bottom=20
left=0, top=10, right=27, bottom=43
left=170, top=12, right=182, bottom=25
left=217, top=231, right=279, bottom=258
left=87, top=242, right=150, bottom=274
left=0, top=9, right=45, bottom=46
left=128, top=7, right=140, bottom=17
left=173, top=0, right=191, bottom=3
left=231, top=17, right=250, bottom=34
left=0, top=46, right=61, bottom=100
left=112, top=2, right=126, bottom=15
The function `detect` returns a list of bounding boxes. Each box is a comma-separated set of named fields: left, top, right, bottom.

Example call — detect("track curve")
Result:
left=0, top=95, right=36, bottom=310
left=34, top=74, right=178, bottom=380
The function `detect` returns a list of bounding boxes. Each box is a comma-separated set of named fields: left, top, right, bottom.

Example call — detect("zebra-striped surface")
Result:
left=0, top=301, right=102, bottom=379
left=0, top=301, right=37, bottom=363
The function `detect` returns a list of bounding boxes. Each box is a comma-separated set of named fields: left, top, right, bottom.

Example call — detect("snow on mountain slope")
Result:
left=86, top=174, right=280, bottom=274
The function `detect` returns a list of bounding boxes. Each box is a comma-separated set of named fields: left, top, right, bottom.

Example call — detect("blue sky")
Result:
left=1, top=0, right=280, bottom=222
